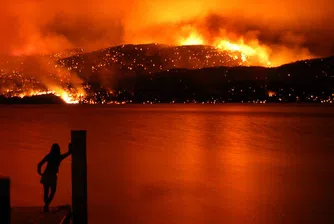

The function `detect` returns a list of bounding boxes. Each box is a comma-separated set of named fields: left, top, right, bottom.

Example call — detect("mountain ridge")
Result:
left=0, top=44, right=333, bottom=104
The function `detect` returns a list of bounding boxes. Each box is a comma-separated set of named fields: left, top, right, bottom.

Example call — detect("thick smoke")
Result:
left=1, top=0, right=334, bottom=64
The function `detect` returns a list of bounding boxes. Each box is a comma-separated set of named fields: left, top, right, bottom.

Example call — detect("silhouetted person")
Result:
left=38, top=143, right=72, bottom=212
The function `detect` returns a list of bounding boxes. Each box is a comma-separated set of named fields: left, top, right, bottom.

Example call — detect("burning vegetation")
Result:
left=0, top=41, right=277, bottom=104
left=0, top=44, right=333, bottom=104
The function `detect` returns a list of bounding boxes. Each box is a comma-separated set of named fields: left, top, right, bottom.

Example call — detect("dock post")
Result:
left=0, top=177, right=10, bottom=224
left=71, top=130, right=88, bottom=224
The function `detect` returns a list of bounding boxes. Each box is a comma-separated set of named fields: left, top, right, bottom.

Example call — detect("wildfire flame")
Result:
left=179, top=32, right=204, bottom=46
left=178, top=28, right=272, bottom=66
left=54, top=89, right=84, bottom=104
left=1, top=50, right=87, bottom=104
left=16, top=89, right=85, bottom=104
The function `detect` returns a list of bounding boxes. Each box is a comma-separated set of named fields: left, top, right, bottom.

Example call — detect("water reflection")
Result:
left=0, top=105, right=333, bottom=223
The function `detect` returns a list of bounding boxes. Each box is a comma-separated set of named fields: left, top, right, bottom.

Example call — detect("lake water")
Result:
left=1, top=104, right=334, bottom=223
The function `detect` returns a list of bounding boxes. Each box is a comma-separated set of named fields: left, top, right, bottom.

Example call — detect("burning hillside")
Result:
left=0, top=43, right=275, bottom=103
left=0, top=42, right=332, bottom=104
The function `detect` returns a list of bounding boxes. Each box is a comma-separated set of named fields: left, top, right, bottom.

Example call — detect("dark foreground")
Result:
left=11, top=205, right=71, bottom=224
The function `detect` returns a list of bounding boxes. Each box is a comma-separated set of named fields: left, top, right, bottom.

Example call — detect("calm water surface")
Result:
left=0, top=104, right=334, bottom=223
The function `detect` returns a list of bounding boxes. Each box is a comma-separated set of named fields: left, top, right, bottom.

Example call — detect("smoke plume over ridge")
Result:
left=1, top=0, right=334, bottom=65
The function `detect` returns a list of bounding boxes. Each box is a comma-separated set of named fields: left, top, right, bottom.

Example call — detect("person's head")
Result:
left=49, top=143, right=61, bottom=157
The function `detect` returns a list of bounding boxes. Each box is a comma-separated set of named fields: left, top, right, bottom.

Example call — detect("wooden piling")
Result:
left=0, top=177, right=10, bottom=224
left=71, top=130, right=88, bottom=224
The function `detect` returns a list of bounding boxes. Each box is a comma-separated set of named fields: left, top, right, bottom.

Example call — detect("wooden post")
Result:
left=0, top=177, right=10, bottom=224
left=71, top=130, right=88, bottom=224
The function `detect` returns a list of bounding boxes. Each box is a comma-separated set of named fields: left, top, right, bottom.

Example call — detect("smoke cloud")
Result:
left=1, top=0, right=334, bottom=64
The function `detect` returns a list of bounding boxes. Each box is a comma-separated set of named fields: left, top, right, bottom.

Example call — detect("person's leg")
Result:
left=46, top=182, right=57, bottom=207
left=43, top=184, right=50, bottom=212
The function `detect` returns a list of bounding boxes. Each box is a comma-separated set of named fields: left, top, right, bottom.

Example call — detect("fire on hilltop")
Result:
left=177, top=29, right=272, bottom=67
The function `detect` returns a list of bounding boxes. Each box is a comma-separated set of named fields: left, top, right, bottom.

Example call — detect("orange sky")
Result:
left=1, top=0, right=334, bottom=63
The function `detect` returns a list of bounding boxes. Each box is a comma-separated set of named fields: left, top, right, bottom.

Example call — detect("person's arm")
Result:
left=61, top=143, right=72, bottom=161
left=37, top=155, right=48, bottom=175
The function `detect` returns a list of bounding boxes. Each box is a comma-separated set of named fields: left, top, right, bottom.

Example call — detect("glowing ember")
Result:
left=268, top=91, right=277, bottom=97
